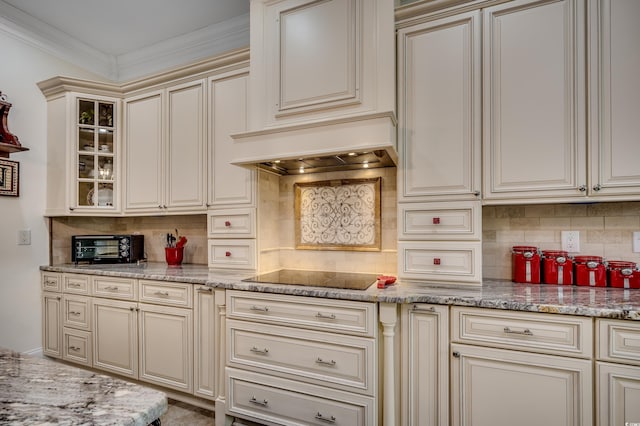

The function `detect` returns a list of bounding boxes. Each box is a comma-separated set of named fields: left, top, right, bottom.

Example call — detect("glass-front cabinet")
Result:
left=76, top=99, right=116, bottom=209
left=39, top=77, right=122, bottom=216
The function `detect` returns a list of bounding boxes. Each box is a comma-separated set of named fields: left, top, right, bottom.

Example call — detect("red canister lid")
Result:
left=607, top=260, right=636, bottom=270
left=574, top=256, right=603, bottom=264
left=512, top=246, right=538, bottom=253
left=542, top=250, right=569, bottom=258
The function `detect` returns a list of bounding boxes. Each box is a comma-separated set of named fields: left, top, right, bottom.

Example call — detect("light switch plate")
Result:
left=17, top=229, right=31, bottom=245
left=561, top=231, right=580, bottom=252
left=633, top=231, right=640, bottom=253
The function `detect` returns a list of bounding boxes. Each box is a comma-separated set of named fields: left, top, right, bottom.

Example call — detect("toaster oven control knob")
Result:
left=122, top=250, right=129, bottom=257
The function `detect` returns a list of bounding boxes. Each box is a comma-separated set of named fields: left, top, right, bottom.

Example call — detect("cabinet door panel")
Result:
left=451, top=343, right=592, bottom=426
left=93, top=299, right=138, bottom=378
left=398, top=11, right=481, bottom=199
left=589, top=0, right=640, bottom=196
left=42, top=292, right=62, bottom=358
left=597, top=362, right=640, bottom=426
left=483, top=0, right=586, bottom=200
left=166, top=81, right=206, bottom=209
left=125, top=92, right=163, bottom=210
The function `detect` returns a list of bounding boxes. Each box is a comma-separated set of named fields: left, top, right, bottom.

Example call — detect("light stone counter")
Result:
left=41, top=263, right=640, bottom=320
left=0, top=347, right=166, bottom=425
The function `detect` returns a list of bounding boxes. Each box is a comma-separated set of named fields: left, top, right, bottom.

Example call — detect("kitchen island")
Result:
left=0, top=347, right=167, bottom=425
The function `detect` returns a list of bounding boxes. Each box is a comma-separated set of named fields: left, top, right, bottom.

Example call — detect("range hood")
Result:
left=230, top=0, right=397, bottom=175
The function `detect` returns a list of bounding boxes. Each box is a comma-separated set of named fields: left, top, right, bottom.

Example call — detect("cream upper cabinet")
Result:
left=397, top=10, right=481, bottom=201
left=483, top=0, right=587, bottom=203
left=248, top=0, right=395, bottom=128
left=38, top=78, right=122, bottom=216
left=208, top=69, right=255, bottom=207
left=124, top=79, right=206, bottom=214
left=588, top=0, right=640, bottom=199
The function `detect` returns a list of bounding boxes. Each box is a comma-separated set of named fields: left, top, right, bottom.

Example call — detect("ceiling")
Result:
left=0, top=0, right=250, bottom=81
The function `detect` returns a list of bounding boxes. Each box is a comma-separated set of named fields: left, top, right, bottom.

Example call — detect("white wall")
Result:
left=0, top=29, right=105, bottom=353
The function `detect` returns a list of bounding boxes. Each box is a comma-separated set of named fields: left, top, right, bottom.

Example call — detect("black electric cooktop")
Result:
left=243, top=269, right=378, bottom=290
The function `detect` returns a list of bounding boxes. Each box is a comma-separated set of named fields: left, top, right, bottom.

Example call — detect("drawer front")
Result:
left=63, top=273, right=91, bottom=295
left=227, top=368, right=375, bottom=426
left=139, top=280, right=193, bottom=308
left=452, top=307, right=593, bottom=358
left=41, top=272, right=62, bottom=292
left=228, top=320, right=375, bottom=395
left=63, top=295, right=91, bottom=331
left=399, top=201, right=481, bottom=240
left=597, top=319, right=640, bottom=365
left=208, top=239, right=256, bottom=270
left=227, top=290, right=376, bottom=337
left=208, top=208, right=256, bottom=238
left=92, top=276, right=137, bottom=300
left=399, top=241, right=482, bottom=284
left=63, top=327, right=92, bottom=366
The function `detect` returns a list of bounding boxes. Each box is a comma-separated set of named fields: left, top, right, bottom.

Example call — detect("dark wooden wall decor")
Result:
left=0, top=92, right=29, bottom=158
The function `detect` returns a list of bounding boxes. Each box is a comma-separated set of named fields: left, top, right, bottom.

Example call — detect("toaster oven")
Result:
left=72, top=235, right=145, bottom=264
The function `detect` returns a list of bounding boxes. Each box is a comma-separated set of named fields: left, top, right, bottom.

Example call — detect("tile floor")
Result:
left=160, top=399, right=215, bottom=425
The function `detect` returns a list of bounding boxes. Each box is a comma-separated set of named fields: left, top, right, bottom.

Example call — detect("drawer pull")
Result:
left=197, top=287, right=213, bottom=293
left=250, top=305, right=269, bottom=312
left=315, top=357, right=336, bottom=367
left=315, top=312, right=336, bottom=320
left=105, top=286, right=119, bottom=291
left=412, top=305, right=436, bottom=313
left=503, top=326, right=534, bottom=336
left=69, top=346, right=81, bottom=352
left=68, top=283, right=81, bottom=288
left=250, top=346, right=269, bottom=355
left=45, top=280, right=57, bottom=285
left=315, top=412, right=336, bottom=423
left=249, top=396, right=268, bottom=407
left=69, top=311, right=82, bottom=316
left=154, top=291, right=170, bottom=297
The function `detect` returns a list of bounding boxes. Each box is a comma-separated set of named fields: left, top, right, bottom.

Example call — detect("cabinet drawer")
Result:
left=92, top=276, right=137, bottom=300
left=208, top=239, right=256, bottom=270
left=227, top=290, right=376, bottom=337
left=398, top=241, right=482, bottom=284
left=139, top=280, right=193, bottom=308
left=63, top=327, right=92, bottom=366
left=208, top=208, right=256, bottom=238
left=597, top=319, right=640, bottom=365
left=227, top=368, right=375, bottom=426
left=452, top=307, right=593, bottom=358
left=63, top=295, right=91, bottom=331
left=63, top=273, right=91, bottom=295
left=41, top=272, right=62, bottom=292
left=399, top=201, right=481, bottom=240
left=228, top=320, right=375, bottom=395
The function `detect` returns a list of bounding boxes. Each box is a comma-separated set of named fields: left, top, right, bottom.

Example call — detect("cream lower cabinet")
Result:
left=42, top=291, right=63, bottom=359
left=401, top=304, right=449, bottom=426
left=225, top=290, right=377, bottom=425
left=596, top=319, right=640, bottom=425
left=450, top=307, right=593, bottom=426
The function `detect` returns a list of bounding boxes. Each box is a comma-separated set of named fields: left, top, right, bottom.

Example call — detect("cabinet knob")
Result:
left=578, top=185, right=587, bottom=192
left=453, top=351, right=460, bottom=358
left=433, top=258, right=441, bottom=265
left=225, top=251, right=231, bottom=257
left=593, top=184, right=602, bottom=191
left=432, top=217, right=440, bottom=225
left=225, top=221, right=231, bottom=227
left=473, top=191, right=480, bottom=197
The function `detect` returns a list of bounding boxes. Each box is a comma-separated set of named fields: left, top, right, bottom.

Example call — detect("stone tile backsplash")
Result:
left=483, top=201, right=640, bottom=280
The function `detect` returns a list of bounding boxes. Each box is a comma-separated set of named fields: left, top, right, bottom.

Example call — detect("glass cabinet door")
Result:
left=76, top=99, right=115, bottom=209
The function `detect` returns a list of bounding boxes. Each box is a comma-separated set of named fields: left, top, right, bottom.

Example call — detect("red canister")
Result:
left=512, top=246, right=540, bottom=284
left=542, top=250, right=573, bottom=285
left=574, top=256, right=606, bottom=287
left=607, top=261, right=639, bottom=289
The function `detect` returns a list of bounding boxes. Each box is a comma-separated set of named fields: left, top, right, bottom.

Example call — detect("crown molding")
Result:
left=0, top=1, right=249, bottom=83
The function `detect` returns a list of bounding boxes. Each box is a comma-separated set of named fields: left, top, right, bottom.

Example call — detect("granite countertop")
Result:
left=41, top=263, right=640, bottom=320
left=0, top=348, right=167, bottom=425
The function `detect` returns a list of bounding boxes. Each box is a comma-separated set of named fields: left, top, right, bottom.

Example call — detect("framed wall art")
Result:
left=0, top=159, right=18, bottom=197
left=294, top=177, right=381, bottom=251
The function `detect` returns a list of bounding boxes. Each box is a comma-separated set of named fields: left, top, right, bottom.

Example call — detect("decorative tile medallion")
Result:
left=295, top=178, right=381, bottom=251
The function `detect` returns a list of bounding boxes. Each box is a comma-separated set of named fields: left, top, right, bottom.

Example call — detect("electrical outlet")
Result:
left=633, top=231, right=640, bottom=253
left=17, top=229, right=31, bottom=245
left=561, top=231, right=580, bottom=252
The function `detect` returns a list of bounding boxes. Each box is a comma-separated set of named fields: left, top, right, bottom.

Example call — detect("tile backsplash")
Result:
left=483, top=201, right=640, bottom=280
left=50, top=215, right=208, bottom=265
